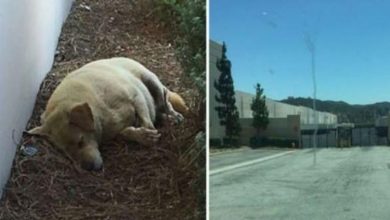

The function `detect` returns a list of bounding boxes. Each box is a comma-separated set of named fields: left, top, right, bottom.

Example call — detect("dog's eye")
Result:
left=78, top=137, right=84, bottom=149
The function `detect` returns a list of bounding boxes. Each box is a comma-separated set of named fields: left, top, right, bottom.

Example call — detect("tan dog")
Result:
left=28, top=58, right=187, bottom=171
left=91, top=57, right=189, bottom=122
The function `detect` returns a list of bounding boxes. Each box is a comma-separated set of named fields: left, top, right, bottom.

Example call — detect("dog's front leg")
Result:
left=119, top=126, right=160, bottom=146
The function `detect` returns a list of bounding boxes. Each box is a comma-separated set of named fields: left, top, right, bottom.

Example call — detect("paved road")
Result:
left=210, top=146, right=390, bottom=220
left=210, top=148, right=292, bottom=170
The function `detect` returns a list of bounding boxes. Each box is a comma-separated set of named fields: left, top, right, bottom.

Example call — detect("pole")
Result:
left=305, top=33, right=317, bottom=165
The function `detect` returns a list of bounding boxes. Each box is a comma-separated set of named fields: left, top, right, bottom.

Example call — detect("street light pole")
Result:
left=305, top=33, right=318, bottom=165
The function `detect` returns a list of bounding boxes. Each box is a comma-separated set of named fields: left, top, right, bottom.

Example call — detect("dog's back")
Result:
left=91, top=57, right=189, bottom=115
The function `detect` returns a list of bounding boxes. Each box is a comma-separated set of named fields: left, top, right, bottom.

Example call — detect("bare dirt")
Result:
left=0, top=0, right=204, bottom=219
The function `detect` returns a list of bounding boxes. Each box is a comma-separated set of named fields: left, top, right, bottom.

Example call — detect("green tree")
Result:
left=250, top=83, right=269, bottom=137
left=214, top=42, right=241, bottom=145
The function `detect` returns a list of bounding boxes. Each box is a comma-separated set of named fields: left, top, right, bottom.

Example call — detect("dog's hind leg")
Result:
left=133, top=94, right=155, bottom=129
left=163, top=89, right=184, bottom=123
left=141, top=74, right=165, bottom=112
left=119, top=126, right=160, bottom=146
left=142, top=75, right=184, bottom=124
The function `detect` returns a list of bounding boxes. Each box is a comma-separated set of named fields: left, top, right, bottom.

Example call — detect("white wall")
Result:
left=0, top=0, right=73, bottom=196
left=235, top=90, right=338, bottom=125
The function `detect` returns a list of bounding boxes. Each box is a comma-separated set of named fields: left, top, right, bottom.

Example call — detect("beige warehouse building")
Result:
left=210, top=40, right=338, bottom=146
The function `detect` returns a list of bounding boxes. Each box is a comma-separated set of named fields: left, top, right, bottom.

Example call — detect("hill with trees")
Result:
left=280, top=97, right=390, bottom=124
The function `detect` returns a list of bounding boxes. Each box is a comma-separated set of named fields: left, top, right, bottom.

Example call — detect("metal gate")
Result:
left=301, top=130, right=337, bottom=148
left=351, top=127, right=376, bottom=146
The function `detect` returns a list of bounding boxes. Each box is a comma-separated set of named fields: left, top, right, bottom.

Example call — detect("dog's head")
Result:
left=27, top=102, right=103, bottom=171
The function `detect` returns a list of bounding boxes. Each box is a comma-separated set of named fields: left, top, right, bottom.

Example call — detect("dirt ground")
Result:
left=0, top=0, right=204, bottom=219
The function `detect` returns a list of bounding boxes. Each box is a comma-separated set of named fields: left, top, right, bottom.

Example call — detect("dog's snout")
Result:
left=81, top=160, right=103, bottom=171
left=78, top=143, right=103, bottom=171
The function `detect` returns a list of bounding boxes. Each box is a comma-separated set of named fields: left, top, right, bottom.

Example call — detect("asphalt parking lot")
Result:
left=210, top=146, right=390, bottom=220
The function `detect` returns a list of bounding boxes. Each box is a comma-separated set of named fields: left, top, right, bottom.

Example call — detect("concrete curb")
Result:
left=209, top=147, right=249, bottom=156
left=210, top=150, right=296, bottom=176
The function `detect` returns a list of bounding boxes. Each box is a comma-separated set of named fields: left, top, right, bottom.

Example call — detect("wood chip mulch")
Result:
left=0, top=0, right=205, bottom=219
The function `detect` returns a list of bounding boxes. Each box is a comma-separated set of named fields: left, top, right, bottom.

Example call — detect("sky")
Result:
left=210, top=0, right=390, bottom=104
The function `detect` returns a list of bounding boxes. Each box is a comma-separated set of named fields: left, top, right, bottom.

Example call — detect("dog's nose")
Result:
left=81, top=160, right=103, bottom=171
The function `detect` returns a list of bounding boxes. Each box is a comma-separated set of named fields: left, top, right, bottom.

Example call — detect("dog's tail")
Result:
left=167, top=90, right=189, bottom=115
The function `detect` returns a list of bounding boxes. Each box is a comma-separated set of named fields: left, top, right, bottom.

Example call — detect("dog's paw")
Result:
left=169, top=111, right=184, bottom=125
left=174, top=112, right=184, bottom=124
left=136, top=127, right=161, bottom=146
left=161, top=112, right=184, bottom=126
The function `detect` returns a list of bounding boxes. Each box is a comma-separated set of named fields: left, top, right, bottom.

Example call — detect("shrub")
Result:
left=250, top=137, right=298, bottom=148
left=222, top=138, right=239, bottom=148
left=249, top=136, right=268, bottom=148
left=209, top=138, right=222, bottom=147
left=154, top=0, right=206, bottom=97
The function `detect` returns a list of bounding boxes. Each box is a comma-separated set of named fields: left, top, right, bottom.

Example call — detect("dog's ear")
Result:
left=69, top=102, right=95, bottom=131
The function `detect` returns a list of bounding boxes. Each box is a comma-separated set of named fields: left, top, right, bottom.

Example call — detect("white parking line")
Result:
left=210, top=150, right=296, bottom=176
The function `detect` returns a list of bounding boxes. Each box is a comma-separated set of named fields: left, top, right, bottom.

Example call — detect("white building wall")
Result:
left=209, top=40, right=225, bottom=139
left=209, top=40, right=338, bottom=142
left=235, top=90, right=337, bottom=125
left=0, top=0, right=73, bottom=196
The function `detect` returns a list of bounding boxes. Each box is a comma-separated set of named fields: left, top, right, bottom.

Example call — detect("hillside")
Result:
left=280, top=97, right=390, bottom=124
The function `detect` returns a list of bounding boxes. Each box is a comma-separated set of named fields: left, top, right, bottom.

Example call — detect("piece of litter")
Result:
left=80, top=3, right=91, bottom=11
left=20, top=144, right=38, bottom=156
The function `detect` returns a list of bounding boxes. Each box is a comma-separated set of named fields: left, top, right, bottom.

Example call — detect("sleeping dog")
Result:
left=28, top=58, right=188, bottom=171
left=83, top=57, right=189, bottom=124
